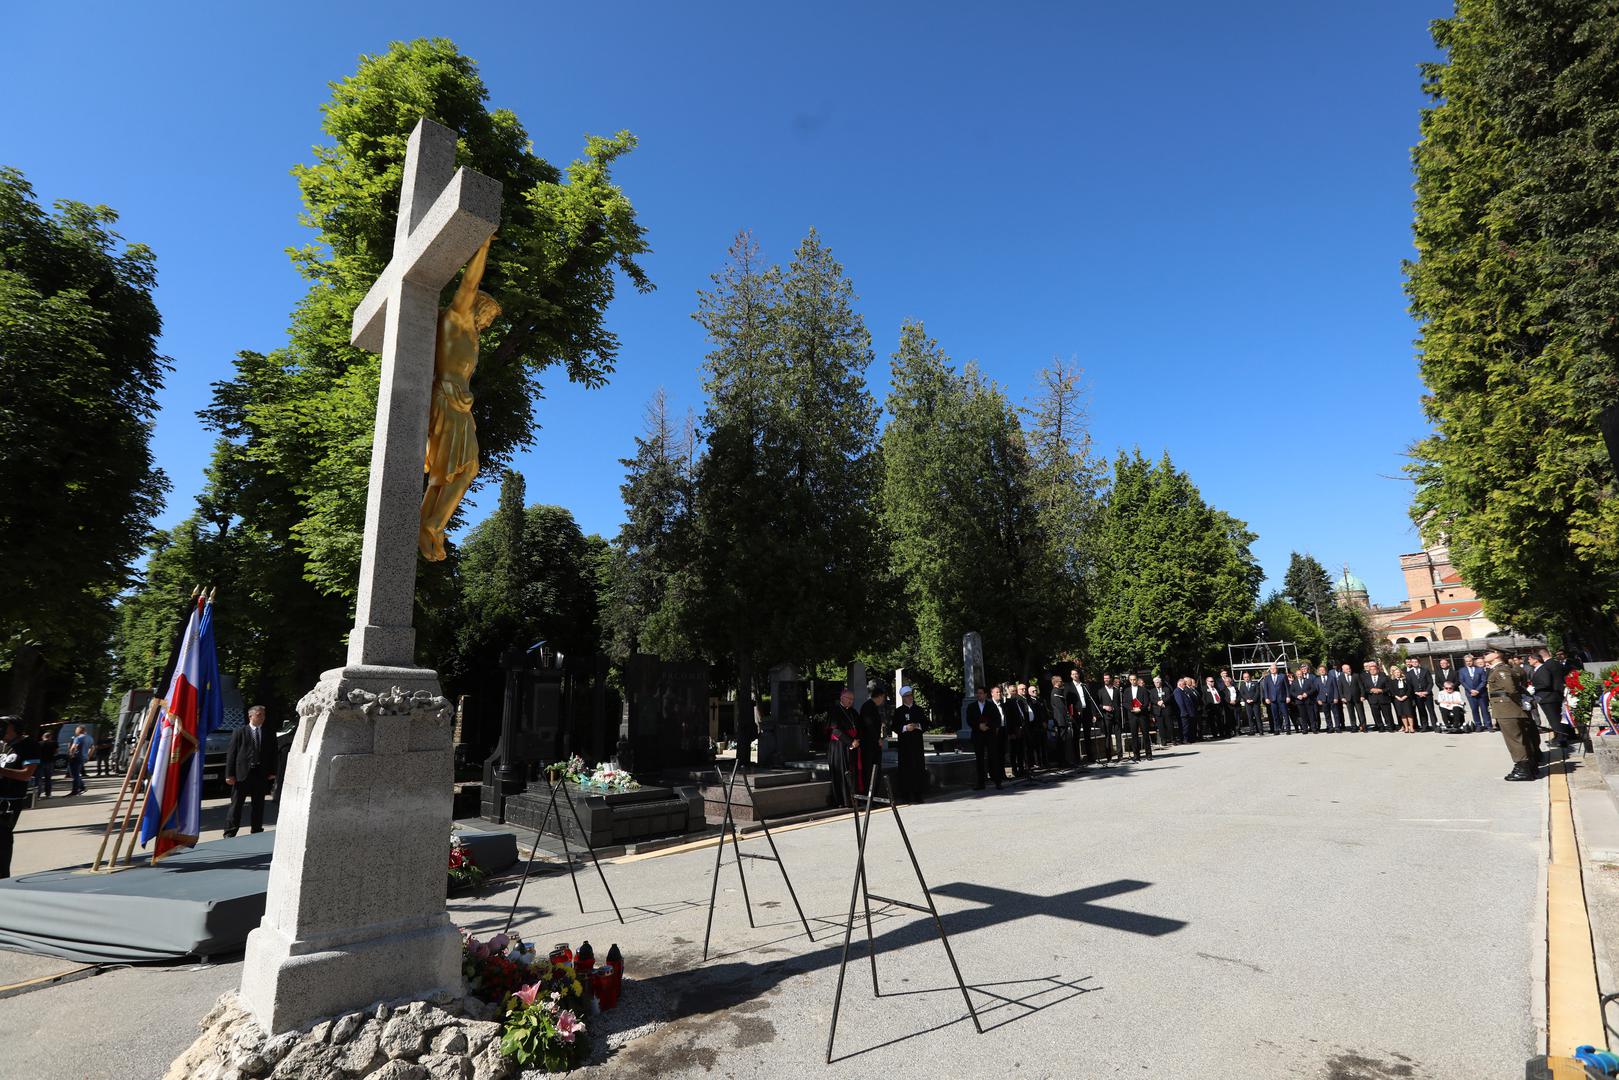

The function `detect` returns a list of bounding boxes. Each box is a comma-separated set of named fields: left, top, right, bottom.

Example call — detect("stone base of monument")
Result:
left=238, top=666, right=463, bottom=1035
left=503, top=782, right=703, bottom=849
left=698, top=769, right=832, bottom=823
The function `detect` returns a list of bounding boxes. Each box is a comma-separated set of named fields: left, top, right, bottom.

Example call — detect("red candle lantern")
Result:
left=606, top=943, right=623, bottom=1002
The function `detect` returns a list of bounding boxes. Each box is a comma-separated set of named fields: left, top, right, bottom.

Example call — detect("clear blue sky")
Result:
left=10, top=0, right=1447, bottom=606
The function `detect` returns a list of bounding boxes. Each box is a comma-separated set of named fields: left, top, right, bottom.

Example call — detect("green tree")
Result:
left=0, top=168, right=169, bottom=719
left=690, top=230, right=886, bottom=718
left=599, top=388, right=699, bottom=662
left=882, top=322, right=1058, bottom=686
left=445, top=477, right=601, bottom=745
left=117, top=38, right=651, bottom=705
left=1407, top=0, right=1619, bottom=654
left=1282, top=552, right=1334, bottom=625
left=1087, top=451, right=1261, bottom=675
left=1022, top=356, right=1105, bottom=661
left=1255, top=592, right=1325, bottom=667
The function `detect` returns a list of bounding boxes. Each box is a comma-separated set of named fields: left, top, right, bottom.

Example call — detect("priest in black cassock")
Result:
left=857, top=686, right=887, bottom=793
left=826, top=687, right=865, bottom=808
left=892, top=686, right=928, bottom=802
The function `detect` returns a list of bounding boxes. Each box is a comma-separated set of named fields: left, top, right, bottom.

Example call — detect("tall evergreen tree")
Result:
left=600, top=388, right=698, bottom=662
left=881, top=321, right=1048, bottom=685
left=1087, top=451, right=1260, bottom=675
left=0, top=168, right=169, bottom=718
left=1022, top=356, right=1105, bottom=659
left=690, top=230, right=885, bottom=716
left=1282, top=552, right=1334, bottom=624
left=1407, top=0, right=1619, bottom=653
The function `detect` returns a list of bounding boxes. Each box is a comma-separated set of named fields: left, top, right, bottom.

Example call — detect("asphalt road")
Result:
left=0, top=730, right=1542, bottom=1080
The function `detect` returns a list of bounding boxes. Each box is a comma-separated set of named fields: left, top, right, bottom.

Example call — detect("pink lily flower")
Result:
left=556, top=1010, right=585, bottom=1043
left=513, top=982, right=541, bottom=1008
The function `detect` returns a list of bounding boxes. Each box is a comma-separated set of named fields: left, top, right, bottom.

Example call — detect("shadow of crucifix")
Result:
left=930, top=879, right=1188, bottom=937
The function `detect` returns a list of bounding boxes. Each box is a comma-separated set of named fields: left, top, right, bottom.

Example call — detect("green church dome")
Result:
left=1335, top=570, right=1368, bottom=594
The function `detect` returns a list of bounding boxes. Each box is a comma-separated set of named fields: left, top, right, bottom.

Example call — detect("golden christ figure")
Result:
left=420, top=233, right=499, bottom=561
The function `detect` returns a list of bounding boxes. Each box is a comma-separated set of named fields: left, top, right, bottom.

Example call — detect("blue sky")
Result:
left=10, top=0, right=1447, bottom=606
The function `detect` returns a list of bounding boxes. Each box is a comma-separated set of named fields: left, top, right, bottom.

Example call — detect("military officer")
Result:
left=1485, top=646, right=1539, bottom=781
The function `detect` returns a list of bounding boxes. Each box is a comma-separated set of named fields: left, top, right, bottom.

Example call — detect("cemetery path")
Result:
left=0, top=731, right=1541, bottom=1079
left=512, top=730, right=1541, bottom=1079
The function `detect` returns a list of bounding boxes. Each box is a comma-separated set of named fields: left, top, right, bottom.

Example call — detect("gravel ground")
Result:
left=1, top=730, right=1542, bottom=1080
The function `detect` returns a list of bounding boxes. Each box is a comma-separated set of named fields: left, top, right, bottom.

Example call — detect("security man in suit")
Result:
left=1049, top=674, right=1072, bottom=766
left=224, top=705, right=277, bottom=836
left=1486, top=647, right=1538, bottom=781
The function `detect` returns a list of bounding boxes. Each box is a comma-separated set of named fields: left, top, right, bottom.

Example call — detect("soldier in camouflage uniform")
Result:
left=1485, top=646, right=1539, bottom=781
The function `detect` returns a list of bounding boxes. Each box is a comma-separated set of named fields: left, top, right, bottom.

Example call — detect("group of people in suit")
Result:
left=824, top=646, right=1587, bottom=800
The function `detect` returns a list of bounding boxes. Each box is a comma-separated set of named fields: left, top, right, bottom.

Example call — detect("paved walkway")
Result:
left=3, top=732, right=1543, bottom=1079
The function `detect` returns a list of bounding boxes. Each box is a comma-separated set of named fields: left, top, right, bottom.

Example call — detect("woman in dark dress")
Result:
left=1392, top=672, right=1416, bottom=733
left=892, top=686, right=928, bottom=803
left=825, top=688, right=862, bottom=808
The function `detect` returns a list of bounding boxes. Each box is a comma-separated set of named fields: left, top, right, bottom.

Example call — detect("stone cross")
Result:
left=346, top=117, right=501, bottom=670
left=237, top=120, right=501, bottom=1036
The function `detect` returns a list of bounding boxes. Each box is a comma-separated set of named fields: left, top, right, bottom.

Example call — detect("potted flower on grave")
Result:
left=447, top=833, right=486, bottom=894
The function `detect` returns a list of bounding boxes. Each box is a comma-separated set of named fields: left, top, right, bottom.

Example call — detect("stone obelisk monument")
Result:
left=239, top=118, right=501, bottom=1034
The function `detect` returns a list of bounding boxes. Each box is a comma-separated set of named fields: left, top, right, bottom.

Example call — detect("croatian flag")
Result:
left=138, top=599, right=224, bottom=861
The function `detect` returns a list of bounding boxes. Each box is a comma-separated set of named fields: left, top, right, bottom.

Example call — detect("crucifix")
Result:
left=346, top=117, right=501, bottom=670
left=238, top=119, right=502, bottom=1036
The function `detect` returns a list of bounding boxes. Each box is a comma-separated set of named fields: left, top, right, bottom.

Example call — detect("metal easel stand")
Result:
left=702, top=756, right=815, bottom=960
left=502, top=773, right=624, bottom=935
left=826, top=765, right=983, bottom=1063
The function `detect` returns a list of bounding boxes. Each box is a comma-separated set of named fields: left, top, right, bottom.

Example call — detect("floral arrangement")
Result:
left=448, top=834, right=486, bottom=892
left=577, top=762, right=640, bottom=793
left=545, top=755, right=640, bottom=792
left=500, top=958, right=591, bottom=1072
left=461, top=931, right=595, bottom=1073
left=1594, top=665, right=1619, bottom=736
left=463, top=931, right=537, bottom=1004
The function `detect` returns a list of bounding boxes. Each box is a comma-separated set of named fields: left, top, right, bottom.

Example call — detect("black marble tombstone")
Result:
left=621, top=654, right=711, bottom=776
left=480, top=644, right=564, bottom=822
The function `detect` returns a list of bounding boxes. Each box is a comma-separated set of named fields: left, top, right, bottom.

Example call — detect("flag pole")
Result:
left=97, top=590, right=201, bottom=870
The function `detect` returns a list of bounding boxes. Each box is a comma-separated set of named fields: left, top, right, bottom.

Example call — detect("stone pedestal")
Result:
left=239, top=665, right=460, bottom=1034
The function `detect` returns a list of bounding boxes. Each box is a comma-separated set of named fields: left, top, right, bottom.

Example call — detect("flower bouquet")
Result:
left=448, top=834, right=486, bottom=893
left=546, top=754, right=587, bottom=784
left=576, top=762, right=640, bottom=793
left=500, top=961, right=592, bottom=1072
left=463, top=931, right=540, bottom=1004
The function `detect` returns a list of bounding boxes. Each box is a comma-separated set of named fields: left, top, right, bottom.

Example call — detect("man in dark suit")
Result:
left=1290, top=664, right=1319, bottom=734
left=1124, top=674, right=1152, bottom=760
left=1262, top=663, right=1290, bottom=734
left=1359, top=662, right=1395, bottom=732
left=1066, top=667, right=1095, bottom=767
left=1049, top=674, right=1072, bottom=766
left=1317, top=664, right=1343, bottom=733
left=1530, top=650, right=1578, bottom=748
left=968, top=686, right=1003, bottom=790
left=1173, top=677, right=1201, bottom=743
left=1096, top=674, right=1124, bottom=763
left=1406, top=660, right=1435, bottom=732
left=1237, top=672, right=1263, bottom=735
left=1150, top=675, right=1174, bottom=747
left=1339, top=662, right=1366, bottom=732
left=1460, top=653, right=1491, bottom=732
left=224, top=705, right=277, bottom=837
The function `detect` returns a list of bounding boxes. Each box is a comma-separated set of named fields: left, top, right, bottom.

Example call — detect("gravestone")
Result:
left=480, top=645, right=564, bottom=822
left=849, top=662, right=869, bottom=708
left=762, top=662, right=805, bottom=766
left=622, top=654, right=710, bottom=775
left=959, top=631, right=984, bottom=739
left=237, top=118, right=500, bottom=1035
